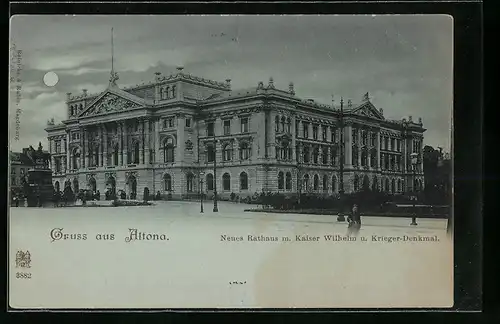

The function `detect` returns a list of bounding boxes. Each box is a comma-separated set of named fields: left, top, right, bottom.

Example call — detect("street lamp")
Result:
left=199, top=171, right=205, bottom=213
left=410, top=152, right=418, bottom=226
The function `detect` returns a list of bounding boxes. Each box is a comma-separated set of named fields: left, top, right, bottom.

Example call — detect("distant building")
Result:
left=45, top=66, right=425, bottom=200
left=9, top=143, right=52, bottom=205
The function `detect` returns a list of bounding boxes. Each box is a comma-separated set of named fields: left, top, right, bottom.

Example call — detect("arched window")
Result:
left=186, top=173, right=194, bottom=192
left=385, top=178, right=390, bottom=192
left=278, top=171, right=284, bottom=190
left=332, top=175, right=337, bottom=192
left=322, top=175, right=328, bottom=191
left=371, top=150, right=377, bottom=168
left=279, top=141, right=290, bottom=160
left=322, top=148, right=328, bottom=164
left=159, top=88, right=164, bottom=100
left=303, top=146, right=310, bottom=163
left=313, top=147, right=319, bottom=164
left=206, top=174, right=214, bottom=191
left=353, top=174, right=359, bottom=192
left=72, top=147, right=80, bottom=170
left=303, top=174, right=310, bottom=191
left=54, top=181, right=60, bottom=193
left=207, top=144, right=215, bottom=162
left=222, top=173, right=231, bottom=191
left=164, top=174, right=172, bottom=191
left=164, top=137, right=175, bottom=163
left=133, top=141, right=140, bottom=164
left=285, top=172, right=292, bottom=190
left=73, top=178, right=79, bottom=193
left=113, top=144, right=119, bottom=166
left=223, top=143, right=232, bottom=161
left=361, top=150, right=368, bottom=167
left=239, top=142, right=250, bottom=160
left=313, top=174, right=319, bottom=191
left=240, top=172, right=248, bottom=190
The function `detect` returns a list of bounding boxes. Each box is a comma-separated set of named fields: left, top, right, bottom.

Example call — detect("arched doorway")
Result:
left=106, top=176, right=116, bottom=199
left=164, top=174, right=172, bottom=191
left=54, top=181, right=60, bottom=193
left=73, top=178, right=79, bottom=193
left=128, top=175, right=137, bottom=199
left=88, top=177, right=97, bottom=193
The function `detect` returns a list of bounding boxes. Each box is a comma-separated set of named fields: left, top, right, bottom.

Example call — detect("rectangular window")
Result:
left=185, top=118, right=191, bottom=128
left=391, top=138, right=395, bottom=151
left=223, top=120, right=231, bottom=135
left=240, top=117, right=249, bottom=133
left=331, top=128, right=336, bottom=142
left=322, top=128, right=327, bottom=141
left=207, top=145, right=215, bottom=162
left=313, top=125, right=318, bottom=140
left=207, top=122, right=214, bottom=136
left=169, top=118, right=174, bottom=128
left=371, top=133, right=376, bottom=146
left=303, top=123, right=308, bottom=138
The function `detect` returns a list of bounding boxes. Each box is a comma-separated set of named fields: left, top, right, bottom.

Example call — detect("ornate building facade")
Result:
left=45, top=68, right=425, bottom=200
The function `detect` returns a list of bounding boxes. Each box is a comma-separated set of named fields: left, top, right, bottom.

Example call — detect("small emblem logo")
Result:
left=15, top=250, right=31, bottom=268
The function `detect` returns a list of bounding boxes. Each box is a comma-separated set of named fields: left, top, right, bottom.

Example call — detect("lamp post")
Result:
left=199, top=170, right=204, bottom=213
left=337, top=97, right=346, bottom=222
left=410, top=152, right=418, bottom=226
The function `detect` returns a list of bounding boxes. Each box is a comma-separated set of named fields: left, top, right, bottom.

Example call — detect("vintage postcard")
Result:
left=8, top=14, right=453, bottom=309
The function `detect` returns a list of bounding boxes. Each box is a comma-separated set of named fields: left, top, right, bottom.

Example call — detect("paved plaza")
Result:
left=9, top=201, right=452, bottom=308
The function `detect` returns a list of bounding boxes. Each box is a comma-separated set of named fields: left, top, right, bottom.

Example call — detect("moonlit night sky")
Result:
left=9, top=15, right=453, bottom=152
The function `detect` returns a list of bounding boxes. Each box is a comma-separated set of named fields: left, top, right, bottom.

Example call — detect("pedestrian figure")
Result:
left=348, top=204, right=361, bottom=227
left=13, top=196, right=19, bottom=207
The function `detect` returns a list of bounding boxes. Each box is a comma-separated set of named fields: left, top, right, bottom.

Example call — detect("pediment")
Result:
left=351, top=102, right=384, bottom=120
left=79, top=90, right=143, bottom=117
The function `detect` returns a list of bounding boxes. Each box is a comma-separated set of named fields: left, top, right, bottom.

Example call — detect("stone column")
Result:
left=66, top=132, right=71, bottom=171
left=98, top=126, right=103, bottom=167
left=122, top=121, right=128, bottom=165
left=176, top=114, right=185, bottom=164
left=79, top=128, right=84, bottom=169
left=268, top=111, right=276, bottom=160
left=155, top=118, right=161, bottom=163
left=118, top=123, right=123, bottom=166
left=103, top=125, right=108, bottom=167
left=291, top=115, right=297, bottom=160
left=144, top=118, right=150, bottom=165
left=377, top=131, right=381, bottom=170
left=345, top=123, right=352, bottom=167
left=139, top=119, right=144, bottom=165
left=84, top=128, right=89, bottom=168
left=357, top=128, right=362, bottom=167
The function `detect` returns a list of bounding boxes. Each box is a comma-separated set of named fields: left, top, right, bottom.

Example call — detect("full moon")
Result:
left=43, top=71, right=59, bottom=87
